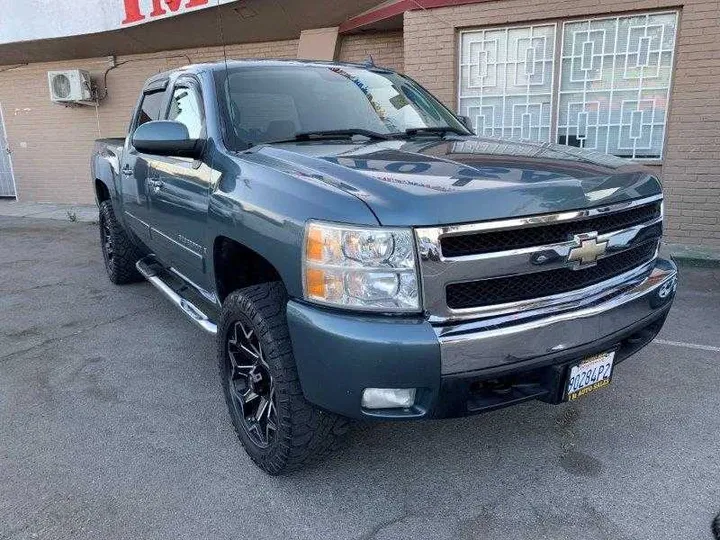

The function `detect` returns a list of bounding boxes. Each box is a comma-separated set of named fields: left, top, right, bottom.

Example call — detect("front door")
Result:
left=0, top=104, right=17, bottom=198
left=121, top=88, right=167, bottom=246
left=147, top=78, right=211, bottom=289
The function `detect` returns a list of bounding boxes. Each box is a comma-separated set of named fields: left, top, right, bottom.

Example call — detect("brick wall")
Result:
left=0, top=39, right=298, bottom=204
left=404, top=1, right=720, bottom=248
left=338, top=31, right=404, bottom=72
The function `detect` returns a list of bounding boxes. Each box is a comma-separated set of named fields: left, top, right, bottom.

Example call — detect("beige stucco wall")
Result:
left=403, top=2, right=720, bottom=248
left=0, top=39, right=298, bottom=204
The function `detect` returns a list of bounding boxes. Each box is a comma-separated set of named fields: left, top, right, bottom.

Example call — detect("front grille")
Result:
left=441, top=201, right=661, bottom=258
left=446, top=241, right=657, bottom=310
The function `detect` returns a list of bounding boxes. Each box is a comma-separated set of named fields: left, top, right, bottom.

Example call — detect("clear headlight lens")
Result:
left=303, top=221, right=420, bottom=312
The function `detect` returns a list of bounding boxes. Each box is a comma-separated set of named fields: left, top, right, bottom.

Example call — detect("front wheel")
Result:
left=218, top=282, right=348, bottom=475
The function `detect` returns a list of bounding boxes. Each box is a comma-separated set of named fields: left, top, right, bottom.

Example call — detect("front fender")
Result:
left=207, top=149, right=379, bottom=298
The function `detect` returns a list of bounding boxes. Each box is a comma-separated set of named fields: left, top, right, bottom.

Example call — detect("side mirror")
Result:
left=132, top=120, right=203, bottom=158
left=458, top=115, right=475, bottom=134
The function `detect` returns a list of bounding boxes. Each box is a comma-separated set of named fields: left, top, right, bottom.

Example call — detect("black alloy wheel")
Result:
left=225, top=318, right=278, bottom=448
left=97, top=200, right=142, bottom=284
left=218, top=282, right=349, bottom=475
left=100, top=213, right=114, bottom=266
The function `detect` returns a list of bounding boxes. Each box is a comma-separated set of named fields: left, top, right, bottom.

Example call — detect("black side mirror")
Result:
left=459, top=115, right=475, bottom=134
left=132, top=120, right=203, bottom=158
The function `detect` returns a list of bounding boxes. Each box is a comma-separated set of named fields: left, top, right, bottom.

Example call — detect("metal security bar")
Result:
left=458, top=23, right=557, bottom=142
left=458, top=11, right=679, bottom=161
left=557, top=12, right=678, bottom=160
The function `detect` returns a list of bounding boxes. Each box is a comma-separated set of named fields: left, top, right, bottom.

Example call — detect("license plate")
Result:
left=565, top=351, right=615, bottom=401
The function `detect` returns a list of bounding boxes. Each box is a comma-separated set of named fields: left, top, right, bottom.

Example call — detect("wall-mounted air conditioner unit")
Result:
left=48, top=70, right=93, bottom=103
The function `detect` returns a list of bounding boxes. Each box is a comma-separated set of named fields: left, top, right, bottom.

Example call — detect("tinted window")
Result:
left=136, top=91, right=164, bottom=128
left=216, top=65, right=468, bottom=148
left=168, top=85, right=204, bottom=139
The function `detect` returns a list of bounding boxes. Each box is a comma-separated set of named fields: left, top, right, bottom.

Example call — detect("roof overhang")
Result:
left=339, top=0, right=489, bottom=33
left=0, top=0, right=386, bottom=66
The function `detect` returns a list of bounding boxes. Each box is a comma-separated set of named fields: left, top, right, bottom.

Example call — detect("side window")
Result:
left=136, top=91, right=164, bottom=129
left=168, top=85, right=204, bottom=139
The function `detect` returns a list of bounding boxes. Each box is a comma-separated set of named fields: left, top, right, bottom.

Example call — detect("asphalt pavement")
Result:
left=1, top=216, right=719, bottom=540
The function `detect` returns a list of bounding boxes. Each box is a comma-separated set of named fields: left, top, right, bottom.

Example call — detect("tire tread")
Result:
left=99, top=200, right=142, bottom=284
left=218, top=282, right=348, bottom=475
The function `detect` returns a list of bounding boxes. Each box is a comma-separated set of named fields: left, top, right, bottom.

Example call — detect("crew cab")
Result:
left=91, top=60, right=677, bottom=474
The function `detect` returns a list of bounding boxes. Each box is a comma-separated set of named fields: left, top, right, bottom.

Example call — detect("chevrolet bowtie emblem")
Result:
left=567, top=233, right=608, bottom=268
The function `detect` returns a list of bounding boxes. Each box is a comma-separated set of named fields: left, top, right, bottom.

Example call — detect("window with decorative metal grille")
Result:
left=459, top=23, right=556, bottom=142
left=458, top=11, right=678, bottom=160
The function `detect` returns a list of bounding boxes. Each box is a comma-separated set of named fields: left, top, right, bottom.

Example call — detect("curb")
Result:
left=0, top=202, right=97, bottom=223
left=667, top=244, right=720, bottom=269
left=672, top=256, right=720, bottom=269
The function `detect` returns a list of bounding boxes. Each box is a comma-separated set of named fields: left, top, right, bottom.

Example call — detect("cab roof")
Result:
left=142, top=59, right=394, bottom=91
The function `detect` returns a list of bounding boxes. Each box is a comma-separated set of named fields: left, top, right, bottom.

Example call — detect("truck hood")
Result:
left=256, top=137, right=662, bottom=227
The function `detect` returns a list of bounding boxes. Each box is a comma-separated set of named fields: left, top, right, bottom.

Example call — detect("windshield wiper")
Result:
left=268, top=129, right=393, bottom=143
left=404, top=126, right=469, bottom=137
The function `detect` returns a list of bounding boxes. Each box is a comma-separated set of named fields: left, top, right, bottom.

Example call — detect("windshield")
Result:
left=215, top=64, right=470, bottom=148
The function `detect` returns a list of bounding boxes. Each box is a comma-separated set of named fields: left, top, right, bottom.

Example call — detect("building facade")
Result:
left=0, top=0, right=718, bottom=249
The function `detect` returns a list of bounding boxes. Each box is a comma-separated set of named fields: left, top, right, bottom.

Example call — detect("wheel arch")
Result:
left=212, top=236, right=286, bottom=303
left=95, top=178, right=111, bottom=204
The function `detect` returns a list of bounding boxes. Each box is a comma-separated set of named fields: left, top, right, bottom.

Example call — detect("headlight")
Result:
left=302, top=221, right=420, bottom=312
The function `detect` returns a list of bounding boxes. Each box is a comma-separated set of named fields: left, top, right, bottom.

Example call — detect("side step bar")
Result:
left=136, top=257, right=217, bottom=335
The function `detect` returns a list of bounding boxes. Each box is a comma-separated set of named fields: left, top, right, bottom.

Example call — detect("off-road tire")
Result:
left=98, top=200, right=142, bottom=284
left=218, top=282, right=349, bottom=475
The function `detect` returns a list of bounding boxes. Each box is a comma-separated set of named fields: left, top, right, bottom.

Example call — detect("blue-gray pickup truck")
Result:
left=91, top=60, right=677, bottom=474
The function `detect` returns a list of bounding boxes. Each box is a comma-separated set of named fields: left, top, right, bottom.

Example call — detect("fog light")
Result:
left=361, top=388, right=416, bottom=409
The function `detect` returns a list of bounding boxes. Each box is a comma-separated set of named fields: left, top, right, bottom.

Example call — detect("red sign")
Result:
left=122, top=0, right=209, bottom=24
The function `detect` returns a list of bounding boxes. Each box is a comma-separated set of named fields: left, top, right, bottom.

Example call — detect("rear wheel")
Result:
left=218, top=282, right=348, bottom=475
left=98, top=200, right=142, bottom=284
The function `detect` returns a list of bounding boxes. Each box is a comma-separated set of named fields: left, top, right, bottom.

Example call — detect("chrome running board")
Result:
left=136, top=257, right=218, bottom=335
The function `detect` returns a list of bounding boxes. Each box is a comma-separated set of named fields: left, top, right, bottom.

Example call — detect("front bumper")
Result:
left=286, top=257, right=677, bottom=420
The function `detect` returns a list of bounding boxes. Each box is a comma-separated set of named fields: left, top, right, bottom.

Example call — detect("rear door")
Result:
left=120, top=86, right=167, bottom=246
left=147, top=76, right=212, bottom=288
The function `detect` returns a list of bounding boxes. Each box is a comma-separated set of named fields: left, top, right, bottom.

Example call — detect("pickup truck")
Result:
left=92, top=60, right=677, bottom=475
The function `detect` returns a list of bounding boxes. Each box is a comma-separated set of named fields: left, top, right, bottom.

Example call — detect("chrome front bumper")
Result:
left=436, top=257, right=677, bottom=374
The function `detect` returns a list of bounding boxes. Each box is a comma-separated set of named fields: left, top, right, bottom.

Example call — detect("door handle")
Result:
left=148, top=179, right=164, bottom=193
left=121, top=166, right=133, bottom=176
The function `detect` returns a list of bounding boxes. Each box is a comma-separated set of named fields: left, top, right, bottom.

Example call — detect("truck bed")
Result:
left=91, top=138, right=125, bottom=195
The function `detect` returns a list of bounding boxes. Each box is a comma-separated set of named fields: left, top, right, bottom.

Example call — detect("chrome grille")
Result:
left=415, top=195, right=663, bottom=323
left=441, top=201, right=661, bottom=257
left=446, top=241, right=657, bottom=309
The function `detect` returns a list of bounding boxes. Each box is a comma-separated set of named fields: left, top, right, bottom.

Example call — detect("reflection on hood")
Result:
left=254, top=136, right=661, bottom=226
